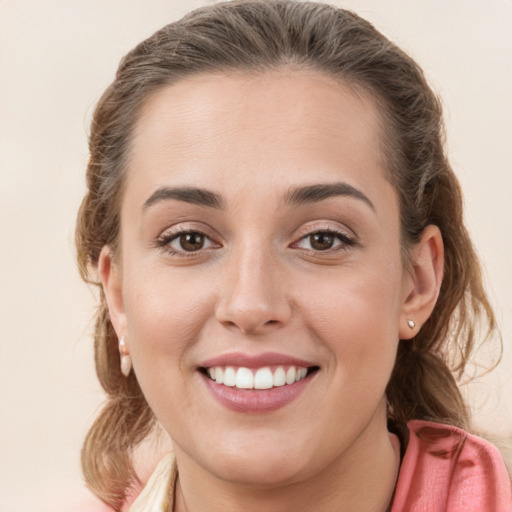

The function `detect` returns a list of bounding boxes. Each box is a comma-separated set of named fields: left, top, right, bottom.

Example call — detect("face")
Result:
left=103, top=70, right=416, bottom=487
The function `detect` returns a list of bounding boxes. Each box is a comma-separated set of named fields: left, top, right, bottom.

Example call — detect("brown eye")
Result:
left=156, top=228, right=219, bottom=256
left=293, top=229, right=355, bottom=252
left=178, top=232, right=206, bottom=251
left=309, top=232, right=335, bottom=251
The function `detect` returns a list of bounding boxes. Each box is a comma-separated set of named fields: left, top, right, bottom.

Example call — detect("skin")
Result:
left=100, top=69, right=444, bottom=512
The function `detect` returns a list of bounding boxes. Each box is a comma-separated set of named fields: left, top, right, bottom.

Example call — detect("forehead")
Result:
left=126, top=69, right=390, bottom=208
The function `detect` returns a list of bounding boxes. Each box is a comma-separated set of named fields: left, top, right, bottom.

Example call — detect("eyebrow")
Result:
left=142, top=182, right=375, bottom=212
left=143, top=186, right=225, bottom=210
left=283, top=182, right=375, bottom=211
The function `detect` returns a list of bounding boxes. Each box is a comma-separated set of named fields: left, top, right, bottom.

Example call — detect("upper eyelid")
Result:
left=158, top=222, right=217, bottom=238
left=293, top=222, right=356, bottom=240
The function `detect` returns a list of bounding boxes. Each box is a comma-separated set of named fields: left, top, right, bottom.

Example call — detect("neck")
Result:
left=173, top=407, right=400, bottom=512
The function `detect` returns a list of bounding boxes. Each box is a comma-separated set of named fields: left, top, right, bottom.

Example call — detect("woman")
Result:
left=75, top=1, right=511, bottom=510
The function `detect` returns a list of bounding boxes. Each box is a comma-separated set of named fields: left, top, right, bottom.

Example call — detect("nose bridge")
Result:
left=216, top=236, right=290, bottom=333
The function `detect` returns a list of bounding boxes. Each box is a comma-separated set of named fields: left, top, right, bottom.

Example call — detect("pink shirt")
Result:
left=392, top=420, right=512, bottom=511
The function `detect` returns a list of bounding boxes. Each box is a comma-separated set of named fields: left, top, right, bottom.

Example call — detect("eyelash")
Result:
left=155, top=227, right=356, bottom=258
left=292, top=228, right=356, bottom=252
left=155, top=229, right=219, bottom=258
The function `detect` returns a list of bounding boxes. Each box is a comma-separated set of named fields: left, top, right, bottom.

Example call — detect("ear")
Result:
left=98, top=246, right=127, bottom=340
left=399, top=225, right=444, bottom=340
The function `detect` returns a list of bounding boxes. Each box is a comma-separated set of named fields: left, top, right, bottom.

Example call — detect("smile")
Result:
left=205, top=365, right=310, bottom=390
left=198, top=353, right=319, bottom=413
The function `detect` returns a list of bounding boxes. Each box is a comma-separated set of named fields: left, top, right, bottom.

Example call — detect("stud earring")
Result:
left=119, top=336, right=132, bottom=377
left=407, top=319, right=416, bottom=329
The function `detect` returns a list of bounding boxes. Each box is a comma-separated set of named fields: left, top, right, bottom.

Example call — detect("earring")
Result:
left=407, top=319, right=416, bottom=329
left=118, top=336, right=132, bottom=377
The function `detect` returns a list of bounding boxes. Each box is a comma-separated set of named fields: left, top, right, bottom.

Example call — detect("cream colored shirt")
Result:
left=129, top=453, right=176, bottom=512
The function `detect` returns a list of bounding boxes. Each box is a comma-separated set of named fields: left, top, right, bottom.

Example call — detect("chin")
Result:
left=182, top=429, right=315, bottom=488
left=210, top=452, right=309, bottom=488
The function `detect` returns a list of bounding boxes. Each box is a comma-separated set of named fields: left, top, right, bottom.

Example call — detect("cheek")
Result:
left=122, top=266, right=214, bottom=383
left=298, top=260, right=402, bottom=385
left=121, top=271, right=215, bottom=432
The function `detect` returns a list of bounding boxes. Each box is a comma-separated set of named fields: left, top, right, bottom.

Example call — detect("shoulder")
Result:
left=392, top=419, right=512, bottom=512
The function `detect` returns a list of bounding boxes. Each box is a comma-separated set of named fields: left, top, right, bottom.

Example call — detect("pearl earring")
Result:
left=119, top=336, right=132, bottom=377
left=407, top=319, right=416, bottom=329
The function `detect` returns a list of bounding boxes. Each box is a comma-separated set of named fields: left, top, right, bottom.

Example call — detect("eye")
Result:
left=156, top=229, right=219, bottom=255
left=293, top=230, right=355, bottom=252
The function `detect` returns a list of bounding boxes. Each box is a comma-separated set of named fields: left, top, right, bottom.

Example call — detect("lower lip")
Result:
left=201, top=372, right=313, bottom=413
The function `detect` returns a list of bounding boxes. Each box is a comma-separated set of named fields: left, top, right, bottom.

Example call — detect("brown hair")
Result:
left=75, top=0, right=499, bottom=508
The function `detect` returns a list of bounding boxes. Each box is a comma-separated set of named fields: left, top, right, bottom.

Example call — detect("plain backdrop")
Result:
left=1, top=1, right=511, bottom=510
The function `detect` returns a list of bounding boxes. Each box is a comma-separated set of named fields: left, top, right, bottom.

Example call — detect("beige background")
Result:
left=0, top=1, right=511, bottom=510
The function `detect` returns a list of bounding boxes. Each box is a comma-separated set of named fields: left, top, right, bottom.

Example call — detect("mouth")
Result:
left=197, top=352, right=320, bottom=413
left=199, top=365, right=319, bottom=390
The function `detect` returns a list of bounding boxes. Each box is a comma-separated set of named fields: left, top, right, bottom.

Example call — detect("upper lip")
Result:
left=199, top=351, right=316, bottom=369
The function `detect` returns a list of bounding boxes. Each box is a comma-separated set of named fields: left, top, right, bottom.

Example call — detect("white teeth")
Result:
left=235, top=367, right=254, bottom=389
left=296, top=368, right=307, bottom=381
left=206, top=365, right=312, bottom=389
left=223, top=366, right=236, bottom=387
left=273, top=366, right=286, bottom=387
left=254, top=368, right=273, bottom=389
left=285, top=366, right=296, bottom=385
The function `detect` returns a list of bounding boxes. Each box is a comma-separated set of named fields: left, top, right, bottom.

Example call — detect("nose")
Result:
left=215, top=244, right=291, bottom=334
